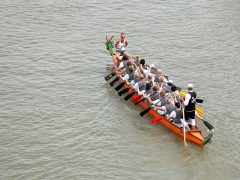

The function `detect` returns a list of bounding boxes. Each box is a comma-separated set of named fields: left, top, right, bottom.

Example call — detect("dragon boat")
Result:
left=104, top=36, right=213, bottom=146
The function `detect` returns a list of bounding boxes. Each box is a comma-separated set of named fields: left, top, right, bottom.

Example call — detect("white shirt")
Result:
left=117, top=41, right=126, bottom=51
left=133, top=82, right=139, bottom=91
left=118, top=62, right=124, bottom=69
left=170, top=111, right=177, bottom=119
left=153, top=99, right=161, bottom=106
left=184, top=92, right=192, bottom=106
left=169, top=108, right=181, bottom=119
left=122, top=74, right=129, bottom=81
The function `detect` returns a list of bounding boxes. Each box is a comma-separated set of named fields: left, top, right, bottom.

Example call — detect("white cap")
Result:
left=168, top=80, right=173, bottom=83
left=187, top=83, right=193, bottom=89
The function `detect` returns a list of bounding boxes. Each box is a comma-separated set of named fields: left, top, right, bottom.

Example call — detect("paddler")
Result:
left=154, top=96, right=175, bottom=116
left=166, top=102, right=191, bottom=131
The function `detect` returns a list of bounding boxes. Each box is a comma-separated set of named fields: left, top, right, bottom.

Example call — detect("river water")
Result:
left=0, top=0, right=239, bottom=179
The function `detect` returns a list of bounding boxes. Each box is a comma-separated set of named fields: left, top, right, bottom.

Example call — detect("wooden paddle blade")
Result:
left=124, top=92, right=135, bottom=101
left=118, top=88, right=129, bottom=96
left=196, top=99, right=204, bottom=103
left=132, top=95, right=143, bottom=103
left=109, top=77, right=119, bottom=86
left=135, top=98, right=146, bottom=105
left=203, top=120, right=214, bottom=131
left=115, top=82, right=125, bottom=91
left=140, top=107, right=151, bottom=117
left=105, top=72, right=115, bottom=81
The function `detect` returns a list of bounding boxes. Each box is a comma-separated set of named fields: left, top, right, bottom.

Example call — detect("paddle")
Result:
left=109, top=77, right=119, bottom=86
left=181, top=101, right=187, bottom=147
left=118, top=88, right=129, bottom=96
left=105, top=72, right=116, bottom=81
left=115, top=82, right=125, bottom=91
left=124, top=92, right=135, bottom=101
left=199, top=118, right=214, bottom=131
left=140, top=107, right=151, bottom=117
left=196, top=99, right=203, bottom=103
left=105, top=66, right=125, bottom=82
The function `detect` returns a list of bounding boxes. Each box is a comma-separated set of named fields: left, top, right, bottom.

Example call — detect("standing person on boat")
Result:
left=115, top=33, right=129, bottom=57
left=182, top=83, right=197, bottom=130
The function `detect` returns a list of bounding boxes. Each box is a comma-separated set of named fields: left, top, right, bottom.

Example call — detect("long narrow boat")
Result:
left=104, top=36, right=213, bottom=146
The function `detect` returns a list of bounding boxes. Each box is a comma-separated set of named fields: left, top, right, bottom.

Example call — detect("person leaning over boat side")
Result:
left=182, top=83, right=197, bottom=130
left=115, top=32, right=129, bottom=57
